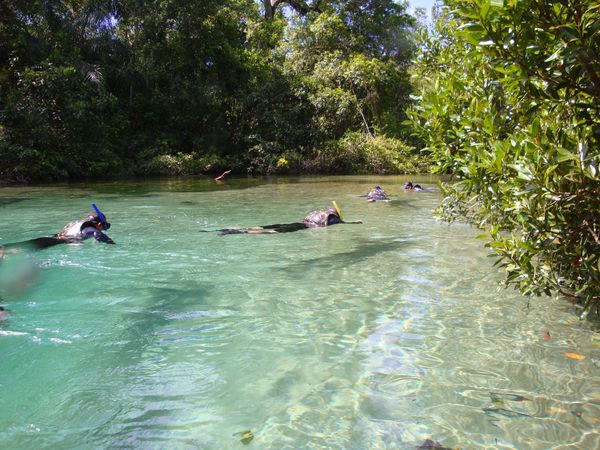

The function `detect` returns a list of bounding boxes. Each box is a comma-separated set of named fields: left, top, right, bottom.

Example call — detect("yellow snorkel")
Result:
left=332, top=200, right=343, bottom=221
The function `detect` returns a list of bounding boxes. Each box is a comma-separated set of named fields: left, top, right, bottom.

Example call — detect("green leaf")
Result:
left=492, top=64, right=518, bottom=74
left=455, top=7, right=483, bottom=20
left=556, top=148, right=577, bottom=162
left=481, top=0, right=490, bottom=19
left=545, top=48, right=563, bottom=62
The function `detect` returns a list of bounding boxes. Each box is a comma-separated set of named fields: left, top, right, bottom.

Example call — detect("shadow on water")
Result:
left=65, top=177, right=273, bottom=195
left=281, top=237, right=413, bottom=275
left=0, top=197, right=31, bottom=208
left=111, top=284, right=215, bottom=354
left=378, top=193, right=439, bottom=214
left=0, top=264, right=218, bottom=446
left=11, top=174, right=439, bottom=197
left=385, top=198, right=422, bottom=210
left=84, top=283, right=225, bottom=445
left=57, top=284, right=215, bottom=439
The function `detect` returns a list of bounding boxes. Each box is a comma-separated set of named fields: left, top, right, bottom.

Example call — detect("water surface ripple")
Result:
left=1, top=176, right=598, bottom=449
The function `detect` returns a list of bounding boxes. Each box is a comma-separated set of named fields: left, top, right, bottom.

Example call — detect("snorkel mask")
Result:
left=92, top=203, right=110, bottom=230
left=332, top=201, right=343, bottom=221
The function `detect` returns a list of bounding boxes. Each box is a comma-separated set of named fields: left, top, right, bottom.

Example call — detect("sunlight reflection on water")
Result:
left=0, top=176, right=598, bottom=449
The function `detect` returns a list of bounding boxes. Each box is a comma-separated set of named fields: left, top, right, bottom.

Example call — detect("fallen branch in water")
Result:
left=215, top=170, right=231, bottom=181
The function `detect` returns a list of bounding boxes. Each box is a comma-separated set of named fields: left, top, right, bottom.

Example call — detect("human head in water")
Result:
left=366, top=185, right=388, bottom=201
left=86, top=209, right=110, bottom=231
left=91, top=203, right=110, bottom=230
left=325, top=206, right=342, bottom=225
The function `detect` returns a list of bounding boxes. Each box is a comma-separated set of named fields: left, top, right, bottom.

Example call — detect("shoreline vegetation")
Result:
left=0, top=134, right=432, bottom=186
left=0, top=1, right=428, bottom=185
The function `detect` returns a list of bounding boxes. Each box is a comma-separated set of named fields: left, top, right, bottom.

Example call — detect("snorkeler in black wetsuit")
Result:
left=218, top=203, right=362, bottom=235
left=4, top=204, right=115, bottom=250
left=403, top=181, right=423, bottom=190
left=362, top=185, right=389, bottom=202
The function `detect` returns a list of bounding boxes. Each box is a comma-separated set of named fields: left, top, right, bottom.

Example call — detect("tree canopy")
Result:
left=0, top=0, right=424, bottom=182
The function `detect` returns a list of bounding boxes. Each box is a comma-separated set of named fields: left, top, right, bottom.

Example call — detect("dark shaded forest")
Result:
left=0, top=0, right=428, bottom=182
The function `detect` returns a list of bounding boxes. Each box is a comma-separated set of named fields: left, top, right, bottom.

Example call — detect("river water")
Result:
left=0, top=176, right=598, bottom=449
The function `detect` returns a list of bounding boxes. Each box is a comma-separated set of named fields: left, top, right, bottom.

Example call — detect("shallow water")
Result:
left=0, top=175, right=598, bottom=449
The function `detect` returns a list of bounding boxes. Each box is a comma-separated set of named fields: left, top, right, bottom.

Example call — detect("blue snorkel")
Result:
left=92, top=203, right=110, bottom=230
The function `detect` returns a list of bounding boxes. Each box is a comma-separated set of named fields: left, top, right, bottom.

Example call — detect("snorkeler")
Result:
left=5, top=204, right=115, bottom=250
left=218, top=202, right=362, bottom=235
left=363, top=185, right=389, bottom=202
left=56, top=204, right=113, bottom=243
left=403, top=181, right=423, bottom=190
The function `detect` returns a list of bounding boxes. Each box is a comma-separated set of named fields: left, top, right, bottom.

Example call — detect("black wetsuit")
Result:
left=219, top=223, right=308, bottom=235
left=219, top=208, right=343, bottom=235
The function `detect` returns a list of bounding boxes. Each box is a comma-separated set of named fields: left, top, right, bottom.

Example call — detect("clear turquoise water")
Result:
left=0, top=175, right=598, bottom=449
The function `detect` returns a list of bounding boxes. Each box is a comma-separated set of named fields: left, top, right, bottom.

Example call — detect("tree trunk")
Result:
left=263, top=0, right=274, bottom=19
left=263, top=0, right=321, bottom=20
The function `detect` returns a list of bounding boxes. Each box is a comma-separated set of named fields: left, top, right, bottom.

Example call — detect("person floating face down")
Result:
left=364, top=185, right=389, bottom=202
left=218, top=203, right=362, bottom=235
left=303, top=206, right=345, bottom=227
left=5, top=204, right=115, bottom=251
left=55, top=206, right=114, bottom=244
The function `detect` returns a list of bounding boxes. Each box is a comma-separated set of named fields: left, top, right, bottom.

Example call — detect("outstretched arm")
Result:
left=81, top=227, right=115, bottom=244
left=215, top=170, right=232, bottom=181
left=94, top=231, right=115, bottom=244
left=98, top=232, right=115, bottom=244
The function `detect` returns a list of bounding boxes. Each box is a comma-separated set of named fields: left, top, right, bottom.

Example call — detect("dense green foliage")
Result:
left=0, top=0, right=426, bottom=182
left=410, top=0, right=599, bottom=312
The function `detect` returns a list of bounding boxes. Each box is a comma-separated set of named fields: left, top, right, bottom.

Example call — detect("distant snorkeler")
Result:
left=218, top=202, right=362, bottom=235
left=403, top=180, right=423, bottom=190
left=362, top=185, right=390, bottom=202
left=4, top=204, right=115, bottom=251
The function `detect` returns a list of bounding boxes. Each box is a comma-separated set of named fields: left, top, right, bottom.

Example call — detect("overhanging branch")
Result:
left=263, top=0, right=322, bottom=20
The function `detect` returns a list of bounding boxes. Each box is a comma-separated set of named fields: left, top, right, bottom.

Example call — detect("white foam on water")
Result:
left=0, top=330, right=28, bottom=336
left=49, top=337, right=72, bottom=344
